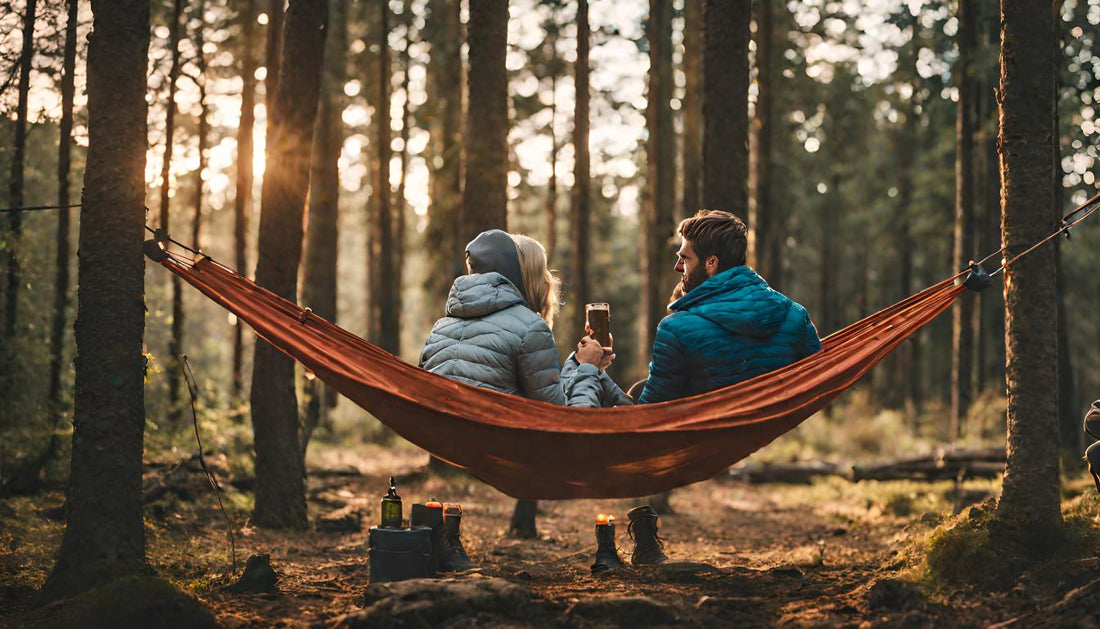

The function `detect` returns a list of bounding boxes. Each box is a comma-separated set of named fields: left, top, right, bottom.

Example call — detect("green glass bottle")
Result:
left=381, top=476, right=402, bottom=528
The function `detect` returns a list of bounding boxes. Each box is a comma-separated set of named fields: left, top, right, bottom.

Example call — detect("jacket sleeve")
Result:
left=561, top=353, right=632, bottom=408
left=637, top=318, right=689, bottom=404
left=802, top=309, right=823, bottom=357
left=516, top=322, right=568, bottom=405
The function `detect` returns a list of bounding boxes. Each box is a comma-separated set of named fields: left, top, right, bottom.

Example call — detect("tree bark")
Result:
left=462, top=0, right=509, bottom=245
left=265, top=0, right=284, bottom=114
left=702, top=0, right=749, bottom=215
left=303, top=0, right=347, bottom=449
left=233, top=0, right=258, bottom=402
left=250, top=0, right=326, bottom=530
left=394, top=19, right=411, bottom=352
left=681, top=0, right=703, bottom=222
left=160, top=0, right=185, bottom=421
left=47, top=0, right=79, bottom=439
left=376, top=0, right=398, bottom=354
left=192, top=3, right=209, bottom=252
left=994, top=0, right=1062, bottom=537
left=749, top=0, right=777, bottom=286
left=571, top=0, right=591, bottom=335
left=950, top=0, right=977, bottom=445
left=640, top=0, right=674, bottom=368
left=4, top=0, right=36, bottom=342
left=424, top=0, right=464, bottom=307
left=41, top=0, right=152, bottom=599
left=547, top=73, right=558, bottom=263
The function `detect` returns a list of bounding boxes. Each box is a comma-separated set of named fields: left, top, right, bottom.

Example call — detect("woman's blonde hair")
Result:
left=510, top=234, right=561, bottom=328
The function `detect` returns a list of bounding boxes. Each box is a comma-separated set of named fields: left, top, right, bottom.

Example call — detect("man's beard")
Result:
left=678, top=264, right=710, bottom=295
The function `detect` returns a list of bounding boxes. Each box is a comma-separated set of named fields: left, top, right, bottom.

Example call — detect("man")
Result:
left=637, top=210, right=822, bottom=404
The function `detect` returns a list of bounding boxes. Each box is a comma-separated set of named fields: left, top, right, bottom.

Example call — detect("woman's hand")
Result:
left=577, top=336, right=615, bottom=370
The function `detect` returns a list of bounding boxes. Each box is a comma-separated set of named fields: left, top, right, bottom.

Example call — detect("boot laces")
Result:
left=627, top=514, right=665, bottom=550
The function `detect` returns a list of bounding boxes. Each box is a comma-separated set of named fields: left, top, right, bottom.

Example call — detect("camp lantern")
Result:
left=380, top=476, right=402, bottom=528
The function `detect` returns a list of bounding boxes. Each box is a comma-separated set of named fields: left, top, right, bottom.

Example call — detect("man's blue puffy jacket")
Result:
left=638, top=265, right=822, bottom=404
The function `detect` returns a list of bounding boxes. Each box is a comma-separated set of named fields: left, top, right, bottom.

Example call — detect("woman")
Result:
left=420, top=229, right=609, bottom=538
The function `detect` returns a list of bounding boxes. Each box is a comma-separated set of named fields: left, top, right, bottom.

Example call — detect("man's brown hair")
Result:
left=677, top=210, right=748, bottom=271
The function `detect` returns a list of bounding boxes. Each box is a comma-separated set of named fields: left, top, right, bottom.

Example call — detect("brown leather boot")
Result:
left=627, top=505, right=668, bottom=565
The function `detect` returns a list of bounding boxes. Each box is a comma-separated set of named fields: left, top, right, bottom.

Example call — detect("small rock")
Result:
left=317, top=506, right=362, bottom=533
left=565, top=596, right=679, bottom=625
left=338, top=577, right=530, bottom=627
left=864, top=578, right=926, bottom=611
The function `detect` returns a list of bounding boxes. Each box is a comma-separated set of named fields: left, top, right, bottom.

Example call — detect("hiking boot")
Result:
left=627, top=505, right=668, bottom=565
left=1086, top=441, right=1100, bottom=494
left=590, top=517, right=624, bottom=573
left=440, top=504, right=476, bottom=572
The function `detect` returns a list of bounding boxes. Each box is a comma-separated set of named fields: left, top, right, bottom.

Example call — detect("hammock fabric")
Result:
left=156, top=250, right=966, bottom=500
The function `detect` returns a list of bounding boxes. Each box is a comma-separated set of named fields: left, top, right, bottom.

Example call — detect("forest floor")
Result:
left=3, top=440, right=1100, bottom=628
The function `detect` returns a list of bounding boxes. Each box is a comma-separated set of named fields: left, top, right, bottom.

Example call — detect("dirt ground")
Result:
left=3, top=442, right=1100, bottom=628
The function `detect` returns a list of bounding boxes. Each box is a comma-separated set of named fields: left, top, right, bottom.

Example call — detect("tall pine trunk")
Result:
left=250, top=0, right=326, bottom=530
left=571, top=0, right=591, bottom=335
left=424, top=0, right=464, bottom=308
left=681, top=0, right=703, bottom=222
left=462, top=0, right=509, bottom=243
left=395, top=20, right=411, bottom=351
left=750, top=0, right=777, bottom=285
left=303, top=0, right=347, bottom=449
left=640, top=0, right=674, bottom=369
left=48, top=0, right=79, bottom=440
left=41, top=0, right=152, bottom=598
left=233, top=0, right=259, bottom=402
left=994, top=0, right=1062, bottom=538
left=702, top=0, right=749, bottom=215
left=192, top=4, right=208, bottom=252
left=950, top=0, right=977, bottom=445
left=376, top=1, right=398, bottom=354
left=547, top=73, right=558, bottom=262
left=3, top=0, right=36, bottom=341
left=160, top=0, right=185, bottom=421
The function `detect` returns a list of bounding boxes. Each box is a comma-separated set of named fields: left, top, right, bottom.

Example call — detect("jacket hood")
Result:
left=670, top=265, right=791, bottom=338
left=465, top=229, right=527, bottom=301
left=445, top=272, right=528, bottom=319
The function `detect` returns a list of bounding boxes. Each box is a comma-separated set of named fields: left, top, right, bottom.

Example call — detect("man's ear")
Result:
left=705, top=255, right=720, bottom=275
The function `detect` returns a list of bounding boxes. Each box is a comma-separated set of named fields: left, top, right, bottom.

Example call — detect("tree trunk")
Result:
left=302, top=0, right=347, bottom=449
left=265, top=0, right=284, bottom=113
left=950, top=0, right=977, bottom=445
left=462, top=0, right=509, bottom=244
left=4, top=0, right=36, bottom=341
left=702, top=0, right=749, bottom=215
left=394, top=19, right=411, bottom=353
left=547, top=73, right=558, bottom=263
left=376, top=0, right=398, bottom=354
left=681, top=0, right=703, bottom=222
left=750, top=0, right=777, bottom=286
left=571, top=0, right=591, bottom=334
left=994, top=0, right=1062, bottom=538
left=424, top=0, right=464, bottom=308
left=233, top=0, right=259, bottom=402
left=160, top=0, right=185, bottom=421
left=640, top=0, right=674, bottom=369
left=192, top=4, right=208, bottom=252
left=47, top=0, right=79, bottom=442
left=250, top=0, right=327, bottom=530
left=41, top=0, right=152, bottom=599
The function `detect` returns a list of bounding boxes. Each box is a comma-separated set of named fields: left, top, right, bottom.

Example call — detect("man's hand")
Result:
left=577, top=336, right=615, bottom=370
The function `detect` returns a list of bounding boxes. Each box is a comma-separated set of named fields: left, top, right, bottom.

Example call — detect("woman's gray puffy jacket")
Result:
left=420, top=272, right=603, bottom=406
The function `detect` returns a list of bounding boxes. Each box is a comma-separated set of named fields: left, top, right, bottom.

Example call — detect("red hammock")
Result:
left=156, top=251, right=965, bottom=499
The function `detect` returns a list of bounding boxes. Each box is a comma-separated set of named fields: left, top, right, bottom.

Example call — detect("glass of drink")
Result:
left=585, top=303, right=612, bottom=353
